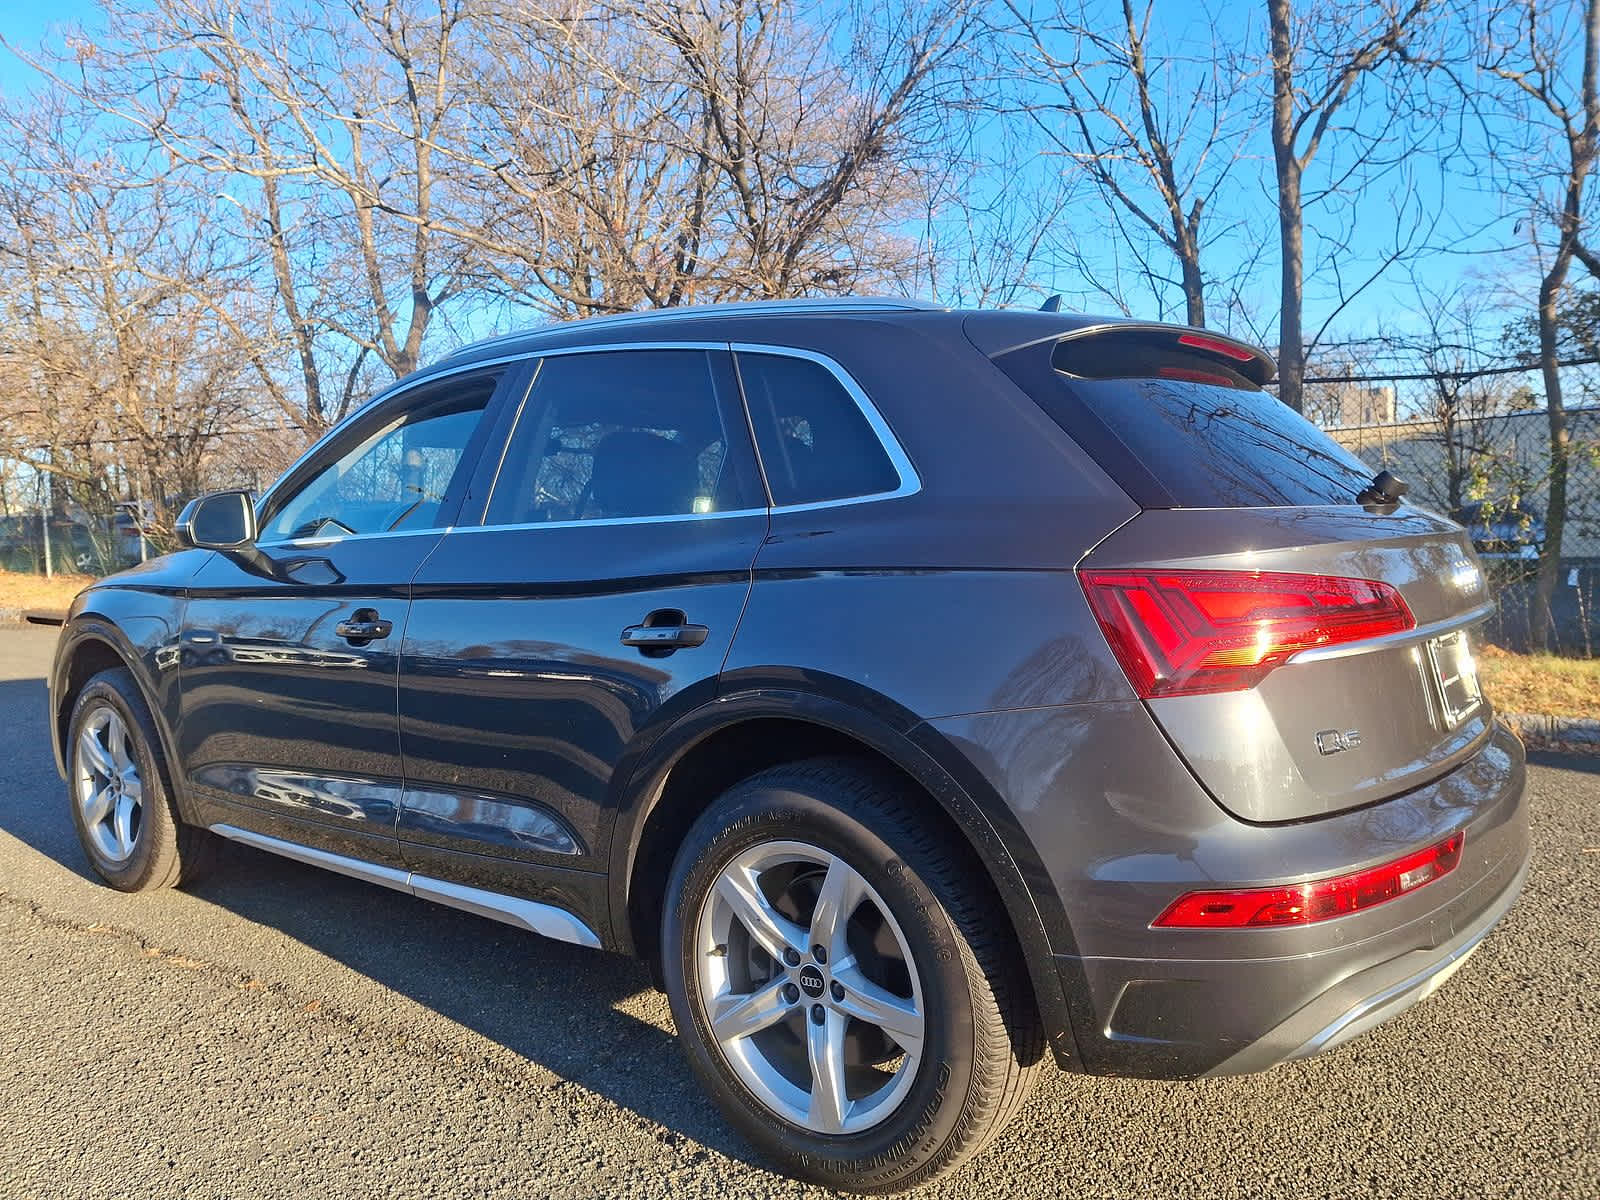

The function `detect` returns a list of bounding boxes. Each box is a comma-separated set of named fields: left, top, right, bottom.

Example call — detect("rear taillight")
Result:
left=1152, top=832, right=1464, bottom=928
left=1079, top=568, right=1415, bottom=698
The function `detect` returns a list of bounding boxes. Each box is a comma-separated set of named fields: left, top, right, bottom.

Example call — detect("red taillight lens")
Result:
left=1079, top=568, right=1415, bottom=698
left=1152, top=832, right=1465, bottom=928
left=1176, top=331, right=1256, bottom=362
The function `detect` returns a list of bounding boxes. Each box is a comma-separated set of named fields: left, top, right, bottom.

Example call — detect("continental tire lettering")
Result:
left=854, top=1063, right=952, bottom=1175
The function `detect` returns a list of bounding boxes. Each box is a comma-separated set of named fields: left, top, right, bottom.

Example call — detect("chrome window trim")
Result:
left=503, top=339, right=731, bottom=357
left=256, top=337, right=921, bottom=546
left=447, top=508, right=770, bottom=538
left=254, top=527, right=450, bottom=552
left=253, top=352, right=535, bottom=528
left=729, top=342, right=921, bottom=513
left=449, top=340, right=918, bottom=535
left=471, top=341, right=749, bottom=528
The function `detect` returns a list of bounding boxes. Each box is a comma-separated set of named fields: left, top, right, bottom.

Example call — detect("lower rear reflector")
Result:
left=1152, top=832, right=1465, bottom=928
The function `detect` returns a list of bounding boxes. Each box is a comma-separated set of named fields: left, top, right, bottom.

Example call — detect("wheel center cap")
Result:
left=797, top=964, right=825, bottom=997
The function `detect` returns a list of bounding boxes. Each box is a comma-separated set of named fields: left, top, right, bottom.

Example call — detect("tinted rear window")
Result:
left=998, top=342, right=1377, bottom=508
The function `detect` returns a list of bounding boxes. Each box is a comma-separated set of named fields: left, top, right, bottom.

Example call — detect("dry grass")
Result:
left=0, top=568, right=97, bottom=616
left=1477, top=645, right=1600, bottom=718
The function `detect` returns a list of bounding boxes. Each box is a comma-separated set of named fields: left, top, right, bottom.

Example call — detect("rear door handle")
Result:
left=621, top=613, right=709, bottom=652
left=336, top=610, right=393, bottom=644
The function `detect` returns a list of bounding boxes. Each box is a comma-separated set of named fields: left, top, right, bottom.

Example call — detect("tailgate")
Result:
left=1081, top=505, right=1495, bottom=822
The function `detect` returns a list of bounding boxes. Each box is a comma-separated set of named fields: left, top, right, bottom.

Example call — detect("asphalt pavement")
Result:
left=0, top=624, right=1595, bottom=1200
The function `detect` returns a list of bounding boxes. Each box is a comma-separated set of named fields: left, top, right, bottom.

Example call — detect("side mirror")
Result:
left=175, top=491, right=258, bottom=551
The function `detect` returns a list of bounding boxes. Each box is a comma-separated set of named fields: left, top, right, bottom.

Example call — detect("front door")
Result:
left=396, top=346, right=768, bottom=922
left=178, top=365, right=516, bottom=866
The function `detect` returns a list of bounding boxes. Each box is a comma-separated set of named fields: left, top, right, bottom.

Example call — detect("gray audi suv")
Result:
left=51, top=298, right=1528, bottom=1192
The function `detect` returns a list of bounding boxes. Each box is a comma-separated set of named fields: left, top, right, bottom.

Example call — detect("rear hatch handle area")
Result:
left=1289, top=600, right=1496, bottom=665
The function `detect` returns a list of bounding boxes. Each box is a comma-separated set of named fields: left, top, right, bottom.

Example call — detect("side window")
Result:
left=259, top=373, right=498, bottom=543
left=737, top=352, right=902, bottom=506
left=484, top=350, right=753, bottom=525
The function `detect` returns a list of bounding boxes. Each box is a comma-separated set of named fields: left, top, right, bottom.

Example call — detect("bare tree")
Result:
left=0, top=88, right=296, bottom=553
left=83, top=0, right=484, bottom=433
left=1477, top=0, right=1600, bottom=647
left=1000, top=0, right=1260, bottom=326
left=1395, top=279, right=1537, bottom=511
left=431, top=0, right=981, bottom=317
left=1266, top=0, right=1439, bottom=411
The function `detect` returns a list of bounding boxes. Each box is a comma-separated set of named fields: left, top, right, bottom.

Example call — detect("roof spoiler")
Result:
left=972, top=315, right=1277, bottom=387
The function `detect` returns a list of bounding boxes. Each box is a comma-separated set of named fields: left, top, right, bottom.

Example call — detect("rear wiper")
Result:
left=1356, top=469, right=1408, bottom=508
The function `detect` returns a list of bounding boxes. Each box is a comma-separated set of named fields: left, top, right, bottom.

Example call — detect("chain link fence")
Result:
left=1307, top=361, right=1600, bottom=656
left=0, top=495, right=158, bottom=579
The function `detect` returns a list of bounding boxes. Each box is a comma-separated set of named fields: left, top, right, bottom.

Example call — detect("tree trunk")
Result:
left=1275, top=161, right=1306, bottom=412
left=1179, top=250, right=1206, bottom=327
left=1268, top=0, right=1305, bottom=411
left=1531, top=279, right=1570, bottom=650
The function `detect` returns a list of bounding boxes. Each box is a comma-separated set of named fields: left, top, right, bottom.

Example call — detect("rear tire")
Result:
left=661, top=757, right=1043, bottom=1194
left=66, top=667, right=217, bottom=891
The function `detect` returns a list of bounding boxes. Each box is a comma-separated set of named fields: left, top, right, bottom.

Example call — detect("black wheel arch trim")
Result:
left=51, top=617, right=195, bottom=822
left=607, top=678, right=1085, bottom=1070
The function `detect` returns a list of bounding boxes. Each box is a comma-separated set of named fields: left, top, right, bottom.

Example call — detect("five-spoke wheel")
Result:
left=696, top=840, right=925, bottom=1134
left=663, top=758, right=1042, bottom=1193
left=66, top=666, right=215, bottom=891
left=74, top=706, right=144, bottom=864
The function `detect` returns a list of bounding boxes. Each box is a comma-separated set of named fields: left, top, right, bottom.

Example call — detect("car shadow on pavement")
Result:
left=183, top=844, right=760, bottom=1167
left=0, top=675, right=759, bottom=1171
left=0, top=676, right=111, bottom=886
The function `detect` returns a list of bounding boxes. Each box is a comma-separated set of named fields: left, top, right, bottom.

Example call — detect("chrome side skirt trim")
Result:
left=211, top=823, right=414, bottom=891
left=208, top=824, right=603, bottom=950
left=408, top=874, right=601, bottom=947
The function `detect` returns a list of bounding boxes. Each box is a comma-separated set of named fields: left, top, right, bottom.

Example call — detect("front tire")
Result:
left=67, top=667, right=216, bottom=891
left=661, top=758, right=1042, bottom=1193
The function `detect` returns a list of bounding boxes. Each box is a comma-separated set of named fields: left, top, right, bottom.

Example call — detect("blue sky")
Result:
left=0, top=0, right=1533, bottom=358
left=0, top=0, right=96, bottom=78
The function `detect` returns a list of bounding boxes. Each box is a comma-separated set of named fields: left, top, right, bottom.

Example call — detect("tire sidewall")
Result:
left=67, top=672, right=172, bottom=891
left=662, top=776, right=985, bottom=1191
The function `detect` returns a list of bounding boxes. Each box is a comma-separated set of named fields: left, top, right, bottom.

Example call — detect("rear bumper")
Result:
left=1049, top=718, right=1530, bottom=1079
left=1202, top=853, right=1525, bottom=1076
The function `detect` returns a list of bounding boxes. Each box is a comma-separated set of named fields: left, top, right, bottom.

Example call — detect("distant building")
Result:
left=1314, top=383, right=1396, bottom=429
left=1325, top=405, right=1600, bottom=560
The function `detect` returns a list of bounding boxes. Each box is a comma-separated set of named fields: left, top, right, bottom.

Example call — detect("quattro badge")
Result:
left=1315, top=728, right=1362, bottom=756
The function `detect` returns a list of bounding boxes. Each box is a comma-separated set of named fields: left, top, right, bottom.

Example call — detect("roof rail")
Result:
left=444, top=297, right=945, bottom=360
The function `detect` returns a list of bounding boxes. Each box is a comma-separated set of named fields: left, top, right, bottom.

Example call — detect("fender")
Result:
left=52, top=607, right=194, bottom=822
left=606, top=676, right=1085, bottom=1069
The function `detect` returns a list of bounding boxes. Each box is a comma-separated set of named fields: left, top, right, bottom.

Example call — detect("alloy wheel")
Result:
left=74, top=706, right=144, bottom=864
left=694, top=840, right=925, bottom=1135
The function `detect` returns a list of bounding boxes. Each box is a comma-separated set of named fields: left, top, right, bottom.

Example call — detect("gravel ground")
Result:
left=0, top=624, right=1595, bottom=1200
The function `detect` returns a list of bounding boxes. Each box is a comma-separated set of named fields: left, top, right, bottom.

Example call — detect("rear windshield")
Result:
left=997, top=342, right=1378, bottom=508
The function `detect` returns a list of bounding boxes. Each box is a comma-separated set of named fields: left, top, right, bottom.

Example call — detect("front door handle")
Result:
left=336, top=609, right=393, bottom=644
left=621, top=611, right=709, bottom=654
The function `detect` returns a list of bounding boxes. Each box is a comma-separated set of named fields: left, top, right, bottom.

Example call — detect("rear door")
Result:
left=985, top=325, right=1495, bottom=823
left=396, top=345, right=767, bottom=911
left=178, top=366, right=513, bottom=864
